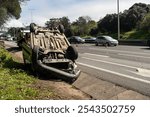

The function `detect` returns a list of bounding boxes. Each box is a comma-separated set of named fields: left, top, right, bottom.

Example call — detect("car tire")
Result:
left=66, top=46, right=78, bottom=61
left=105, top=42, right=110, bottom=47
left=58, top=24, right=65, bottom=33
left=30, top=23, right=36, bottom=32
left=95, top=42, right=98, bottom=46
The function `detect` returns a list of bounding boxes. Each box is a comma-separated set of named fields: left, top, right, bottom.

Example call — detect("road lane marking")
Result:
left=90, top=48, right=150, bottom=56
left=127, top=69, right=150, bottom=78
left=118, top=53, right=150, bottom=59
left=77, top=62, right=150, bottom=84
left=81, top=57, right=137, bottom=69
left=83, top=53, right=109, bottom=58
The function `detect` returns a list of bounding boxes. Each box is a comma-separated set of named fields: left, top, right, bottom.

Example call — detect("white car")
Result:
left=95, top=36, right=118, bottom=46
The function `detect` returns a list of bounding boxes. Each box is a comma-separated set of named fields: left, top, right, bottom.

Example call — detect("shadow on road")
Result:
left=140, top=47, right=150, bottom=50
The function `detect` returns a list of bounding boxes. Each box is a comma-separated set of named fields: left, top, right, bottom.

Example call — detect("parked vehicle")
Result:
left=84, top=37, right=96, bottom=43
left=18, top=23, right=81, bottom=82
left=68, top=36, right=85, bottom=44
left=95, top=36, right=118, bottom=46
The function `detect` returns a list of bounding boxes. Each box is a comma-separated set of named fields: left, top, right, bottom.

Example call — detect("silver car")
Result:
left=95, top=36, right=118, bottom=46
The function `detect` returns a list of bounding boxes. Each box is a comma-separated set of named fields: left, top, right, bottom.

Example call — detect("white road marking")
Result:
left=83, top=53, right=109, bottom=58
left=135, top=68, right=150, bottom=77
left=90, top=48, right=150, bottom=56
left=77, top=62, right=150, bottom=84
left=118, top=53, right=150, bottom=59
left=82, top=57, right=137, bottom=69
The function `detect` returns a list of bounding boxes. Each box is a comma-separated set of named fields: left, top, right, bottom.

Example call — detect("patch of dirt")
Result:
left=8, top=47, right=91, bottom=100
left=33, top=79, right=91, bottom=100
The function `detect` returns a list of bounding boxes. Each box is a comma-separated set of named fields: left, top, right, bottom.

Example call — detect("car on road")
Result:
left=84, top=37, right=96, bottom=43
left=95, top=36, right=118, bottom=46
left=68, top=36, right=85, bottom=44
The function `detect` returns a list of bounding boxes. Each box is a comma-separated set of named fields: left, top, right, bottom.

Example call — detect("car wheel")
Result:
left=30, top=23, right=36, bottom=32
left=105, top=42, right=110, bottom=47
left=66, top=46, right=78, bottom=61
left=95, top=42, right=98, bottom=46
left=58, top=24, right=65, bottom=33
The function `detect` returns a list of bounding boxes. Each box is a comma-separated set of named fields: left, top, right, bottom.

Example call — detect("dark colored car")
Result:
left=95, top=36, right=118, bottom=46
left=84, top=37, right=96, bottom=43
left=68, top=36, right=85, bottom=44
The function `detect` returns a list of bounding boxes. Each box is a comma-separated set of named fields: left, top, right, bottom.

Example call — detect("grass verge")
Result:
left=0, top=48, right=56, bottom=100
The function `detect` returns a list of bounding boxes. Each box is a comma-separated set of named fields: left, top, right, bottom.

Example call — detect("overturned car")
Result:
left=19, top=23, right=81, bottom=82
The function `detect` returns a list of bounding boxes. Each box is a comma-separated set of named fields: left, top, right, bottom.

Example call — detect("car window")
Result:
left=99, top=37, right=106, bottom=40
left=104, top=36, right=114, bottom=41
left=97, top=37, right=102, bottom=39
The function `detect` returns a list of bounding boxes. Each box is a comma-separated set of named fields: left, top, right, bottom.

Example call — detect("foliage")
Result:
left=45, top=17, right=73, bottom=37
left=0, top=0, right=29, bottom=27
left=0, top=48, right=56, bottom=99
left=97, top=3, right=150, bottom=33
left=45, top=16, right=97, bottom=37
left=121, top=30, right=150, bottom=40
left=139, top=12, right=150, bottom=32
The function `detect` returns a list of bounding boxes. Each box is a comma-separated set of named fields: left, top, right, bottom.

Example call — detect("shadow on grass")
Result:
left=6, top=47, right=22, bottom=53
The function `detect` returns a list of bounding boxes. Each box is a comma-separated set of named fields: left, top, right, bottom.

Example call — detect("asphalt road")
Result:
left=75, top=44, right=150, bottom=96
left=4, top=41, right=150, bottom=97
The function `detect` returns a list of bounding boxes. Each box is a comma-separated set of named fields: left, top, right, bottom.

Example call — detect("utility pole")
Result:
left=117, top=0, right=120, bottom=40
left=29, top=9, right=35, bottom=23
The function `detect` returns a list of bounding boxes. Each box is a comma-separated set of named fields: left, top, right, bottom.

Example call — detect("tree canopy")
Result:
left=97, top=3, right=150, bottom=33
left=0, top=0, right=29, bottom=27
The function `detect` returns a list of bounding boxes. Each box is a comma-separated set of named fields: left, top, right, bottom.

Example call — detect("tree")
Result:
left=45, top=17, right=73, bottom=37
left=97, top=3, right=150, bottom=33
left=140, top=12, right=150, bottom=32
left=71, top=16, right=95, bottom=36
left=0, top=0, right=29, bottom=27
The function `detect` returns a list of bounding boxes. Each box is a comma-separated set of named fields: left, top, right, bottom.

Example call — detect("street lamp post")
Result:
left=117, top=0, right=120, bottom=40
left=29, top=9, right=35, bottom=23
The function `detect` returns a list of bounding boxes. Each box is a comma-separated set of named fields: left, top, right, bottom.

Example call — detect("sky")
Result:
left=5, top=0, right=150, bottom=27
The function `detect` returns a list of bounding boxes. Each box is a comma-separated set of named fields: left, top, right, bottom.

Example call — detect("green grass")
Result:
left=0, top=48, right=55, bottom=100
left=121, top=30, right=150, bottom=40
left=99, top=30, right=150, bottom=40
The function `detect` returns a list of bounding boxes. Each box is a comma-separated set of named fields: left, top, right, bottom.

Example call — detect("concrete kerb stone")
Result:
left=73, top=72, right=150, bottom=100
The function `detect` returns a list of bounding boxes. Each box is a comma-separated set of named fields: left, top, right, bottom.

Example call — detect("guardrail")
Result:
left=118, top=40, right=148, bottom=46
left=0, top=40, right=5, bottom=48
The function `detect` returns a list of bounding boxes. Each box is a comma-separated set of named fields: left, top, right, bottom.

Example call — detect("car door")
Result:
left=100, top=37, right=107, bottom=44
left=98, top=36, right=105, bottom=44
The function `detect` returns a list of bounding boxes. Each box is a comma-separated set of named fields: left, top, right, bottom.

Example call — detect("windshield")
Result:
left=104, top=36, right=115, bottom=41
